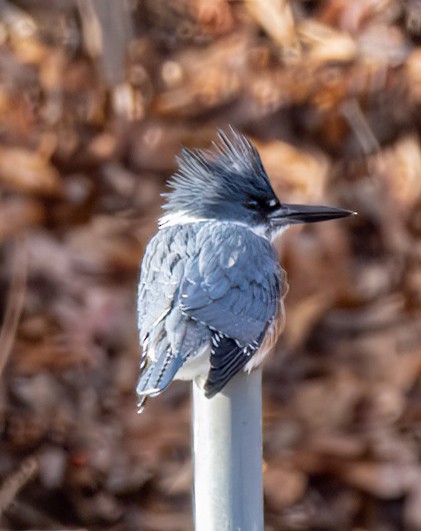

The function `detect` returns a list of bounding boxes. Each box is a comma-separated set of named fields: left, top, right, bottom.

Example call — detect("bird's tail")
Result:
left=136, top=351, right=183, bottom=412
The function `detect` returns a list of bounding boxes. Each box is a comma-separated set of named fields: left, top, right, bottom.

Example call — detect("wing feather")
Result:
left=180, top=224, right=282, bottom=392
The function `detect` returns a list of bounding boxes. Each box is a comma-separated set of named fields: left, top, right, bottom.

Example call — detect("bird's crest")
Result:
left=162, top=127, right=273, bottom=215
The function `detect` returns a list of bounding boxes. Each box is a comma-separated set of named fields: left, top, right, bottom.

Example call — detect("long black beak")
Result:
left=270, top=203, right=356, bottom=225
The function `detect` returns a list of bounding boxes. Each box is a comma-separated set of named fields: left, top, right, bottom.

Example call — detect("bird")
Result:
left=136, top=128, right=353, bottom=411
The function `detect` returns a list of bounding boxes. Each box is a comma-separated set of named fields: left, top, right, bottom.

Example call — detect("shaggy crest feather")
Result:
left=162, top=127, right=274, bottom=216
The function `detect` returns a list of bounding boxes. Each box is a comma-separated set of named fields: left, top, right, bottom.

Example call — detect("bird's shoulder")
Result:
left=140, top=223, right=202, bottom=273
left=141, top=219, right=278, bottom=273
left=194, top=221, right=279, bottom=272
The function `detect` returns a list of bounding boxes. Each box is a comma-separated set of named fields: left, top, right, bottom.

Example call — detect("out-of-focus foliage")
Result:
left=0, top=0, right=420, bottom=529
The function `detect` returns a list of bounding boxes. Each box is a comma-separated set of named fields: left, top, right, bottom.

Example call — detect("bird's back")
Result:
left=137, top=221, right=282, bottom=407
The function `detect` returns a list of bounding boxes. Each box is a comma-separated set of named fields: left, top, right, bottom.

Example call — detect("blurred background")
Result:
left=0, top=0, right=420, bottom=529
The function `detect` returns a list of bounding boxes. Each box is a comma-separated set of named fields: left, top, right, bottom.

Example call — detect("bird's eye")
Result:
left=267, top=199, right=279, bottom=209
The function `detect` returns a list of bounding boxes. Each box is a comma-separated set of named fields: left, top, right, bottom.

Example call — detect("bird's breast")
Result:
left=244, top=298, right=286, bottom=372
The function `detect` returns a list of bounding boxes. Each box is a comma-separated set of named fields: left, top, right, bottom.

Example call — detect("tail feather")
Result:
left=136, top=352, right=183, bottom=412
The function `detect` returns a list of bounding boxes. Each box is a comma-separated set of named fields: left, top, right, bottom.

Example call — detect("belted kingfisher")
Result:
left=136, top=129, right=353, bottom=410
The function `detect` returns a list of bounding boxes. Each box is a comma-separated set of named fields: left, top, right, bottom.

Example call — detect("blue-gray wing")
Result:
left=180, top=224, right=282, bottom=396
left=137, top=224, right=210, bottom=404
left=137, top=230, right=184, bottom=347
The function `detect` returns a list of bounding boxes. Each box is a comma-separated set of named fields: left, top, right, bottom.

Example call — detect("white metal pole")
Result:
left=192, top=368, right=264, bottom=531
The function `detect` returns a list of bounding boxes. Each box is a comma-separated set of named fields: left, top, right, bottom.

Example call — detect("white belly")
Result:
left=175, top=345, right=211, bottom=381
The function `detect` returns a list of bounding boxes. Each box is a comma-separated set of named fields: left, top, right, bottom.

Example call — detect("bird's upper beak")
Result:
left=269, top=203, right=356, bottom=225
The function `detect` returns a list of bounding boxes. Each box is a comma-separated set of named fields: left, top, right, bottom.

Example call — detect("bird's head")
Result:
left=160, top=128, right=354, bottom=238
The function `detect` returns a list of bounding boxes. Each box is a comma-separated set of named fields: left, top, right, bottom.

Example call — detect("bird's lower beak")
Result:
left=270, top=203, right=356, bottom=225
